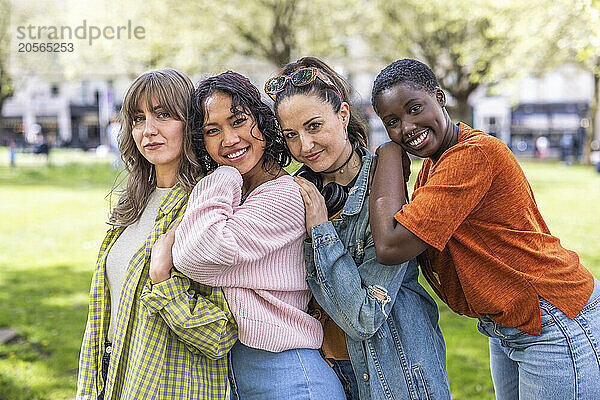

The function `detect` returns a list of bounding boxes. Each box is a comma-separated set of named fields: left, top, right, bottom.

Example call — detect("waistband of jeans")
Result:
left=580, top=276, right=600, bottom=313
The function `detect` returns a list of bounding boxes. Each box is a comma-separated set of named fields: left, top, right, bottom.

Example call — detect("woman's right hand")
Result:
left=294, top=176, right=329, bottom=236
left=150, top=222, right=179, bottom=284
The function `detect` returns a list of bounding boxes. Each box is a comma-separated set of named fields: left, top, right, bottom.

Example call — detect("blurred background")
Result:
left=0, top=0, right=599, bottom=399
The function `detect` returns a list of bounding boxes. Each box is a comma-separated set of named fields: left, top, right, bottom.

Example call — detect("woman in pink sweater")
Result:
left=170, top=72, right=345, bottom=399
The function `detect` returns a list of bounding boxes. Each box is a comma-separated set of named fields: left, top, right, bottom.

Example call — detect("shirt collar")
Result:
left=157, top=182, right=188, bottom=217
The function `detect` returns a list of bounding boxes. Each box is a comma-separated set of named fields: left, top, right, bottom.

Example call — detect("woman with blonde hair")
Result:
left=77, top=68, right=237, bottom=400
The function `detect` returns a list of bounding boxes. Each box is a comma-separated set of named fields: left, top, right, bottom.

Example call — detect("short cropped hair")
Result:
left=371, top=59, right=440, bottom=112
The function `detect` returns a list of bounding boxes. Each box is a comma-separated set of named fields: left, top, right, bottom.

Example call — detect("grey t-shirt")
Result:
left=105, top=187, right=170, bottom=341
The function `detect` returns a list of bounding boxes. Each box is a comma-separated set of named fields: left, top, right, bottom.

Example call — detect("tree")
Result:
left=0, top=0, right=13, bottom=125
left=367, top=0, right=552, bottom=124
left=212, top=0, right=358, bottom=68
left=568, top=0, right=600, bottom=164
left=8, top=0, right=361, bottom=80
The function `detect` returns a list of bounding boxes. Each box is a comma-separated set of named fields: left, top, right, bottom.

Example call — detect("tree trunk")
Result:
left=449, top=95, right=473, bottom=126
left=584, top=70, right=599, bottom=165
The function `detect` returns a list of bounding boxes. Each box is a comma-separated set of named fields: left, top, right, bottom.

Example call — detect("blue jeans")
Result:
left=229, top=341, right=346, bottom=400
left=97, top=341, right=111, bottom=400
left=477, top=277, right=600, bottom=400
left=328, top=358, right=359, bottom=400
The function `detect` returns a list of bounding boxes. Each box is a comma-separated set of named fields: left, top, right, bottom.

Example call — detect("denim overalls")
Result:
left=305, top=149, right=451, bottom=400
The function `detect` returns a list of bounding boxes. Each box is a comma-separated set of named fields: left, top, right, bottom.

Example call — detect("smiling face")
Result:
left=276, top=94, right=350, bottom=172
left=375, top=83, right=454, bottom=161
left=131, top=96, right=184, bottom=185
left=201, top=91, right=265, bottom=176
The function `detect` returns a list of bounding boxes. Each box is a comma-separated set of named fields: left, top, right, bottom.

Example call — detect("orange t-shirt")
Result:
left=308, top=298, right=350, bottom=361
left=310, top=207, right=350, bottom=361
left=394, top=123, right=594, bottom=335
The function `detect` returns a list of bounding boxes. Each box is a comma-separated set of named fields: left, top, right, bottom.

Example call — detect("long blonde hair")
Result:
left=108, top=68, right=201, bottom=227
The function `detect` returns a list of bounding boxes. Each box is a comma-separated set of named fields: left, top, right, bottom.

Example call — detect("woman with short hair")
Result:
left=370, top=58, right=600, bottom=400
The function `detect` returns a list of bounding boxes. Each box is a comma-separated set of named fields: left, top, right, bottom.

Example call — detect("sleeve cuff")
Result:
left=310, top=221, right=338, bottom=248
left=140, top=272, right=191, bottom=315
left=394, top=209, right=446, bottom=252
left=304, top=238, right=316, bottom=279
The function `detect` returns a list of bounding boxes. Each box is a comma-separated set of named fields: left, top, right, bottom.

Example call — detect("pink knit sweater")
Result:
left=173, top=166, right=322, bottom=352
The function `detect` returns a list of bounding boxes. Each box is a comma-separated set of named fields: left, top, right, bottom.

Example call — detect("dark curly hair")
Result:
left=191, top=71, right=290, bottom=174
left=371, top=59, right=440, bottom=113
left=272, top=56, right=368, bottom=150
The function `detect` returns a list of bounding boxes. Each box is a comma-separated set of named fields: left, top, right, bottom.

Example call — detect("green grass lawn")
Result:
left=0, top=148, right=598, bottom=399
left=0, top=149, right=118, bottom=400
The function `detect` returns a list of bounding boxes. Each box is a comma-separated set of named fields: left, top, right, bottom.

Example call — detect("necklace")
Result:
left=323, top=146, right=355, bottom=174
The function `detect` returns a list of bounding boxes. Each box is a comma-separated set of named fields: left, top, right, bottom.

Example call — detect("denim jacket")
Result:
left=305, top=149, right=451, bottom=400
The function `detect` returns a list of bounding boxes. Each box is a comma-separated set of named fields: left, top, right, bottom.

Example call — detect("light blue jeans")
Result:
left=477, top=277, right=600, bottom=400
left=228, top=341, right=346, bottom=400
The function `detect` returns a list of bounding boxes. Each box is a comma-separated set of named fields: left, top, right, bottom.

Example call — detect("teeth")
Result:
left=226, top=148, right=247, bottom=159
left=407, top=129, right=426, bottom=139
left=407, top=130, right=428, bottom=147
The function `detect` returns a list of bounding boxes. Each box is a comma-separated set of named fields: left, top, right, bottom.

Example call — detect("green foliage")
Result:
left=8, top=0, right=360, bottom=78
left=558, top=0, right=600, bottom=75
left=0, top=0, right=13, bottom=105
left=366, top=0, right=577, bottom=123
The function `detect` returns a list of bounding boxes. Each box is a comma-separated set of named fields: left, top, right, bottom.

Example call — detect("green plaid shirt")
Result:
left=77, top=184, right=237, bottom=399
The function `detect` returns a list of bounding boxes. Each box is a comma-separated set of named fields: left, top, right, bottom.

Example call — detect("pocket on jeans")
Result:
left=539, top=305, right=557, bottom=330
left=574, top=298, right=600, bottom=359
left=477, top=317, right=527, bottom=340
left=493, top=324, right=528, bottom=340
left=411, top=365, right=431, bottom=400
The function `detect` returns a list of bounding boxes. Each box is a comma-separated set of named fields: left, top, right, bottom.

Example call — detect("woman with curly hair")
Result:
left=77, top=68, right=237, bottom=400
left=152, top=71, right=345, bottom=399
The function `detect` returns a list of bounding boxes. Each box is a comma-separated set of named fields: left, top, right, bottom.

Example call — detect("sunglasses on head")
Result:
left=264, top=67, right=343, bottom=102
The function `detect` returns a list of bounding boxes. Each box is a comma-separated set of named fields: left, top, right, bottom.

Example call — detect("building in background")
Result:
left=0, top=76, right=131, bottom=150
left=472, top=64, right=594, bottom=161
left=1, top=63, right=595, bottom=163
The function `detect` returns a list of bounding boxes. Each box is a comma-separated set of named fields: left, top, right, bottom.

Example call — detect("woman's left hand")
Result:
left=149, top=222, right=180, bottom=284
left=294, top=176, right=328, bottom=236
